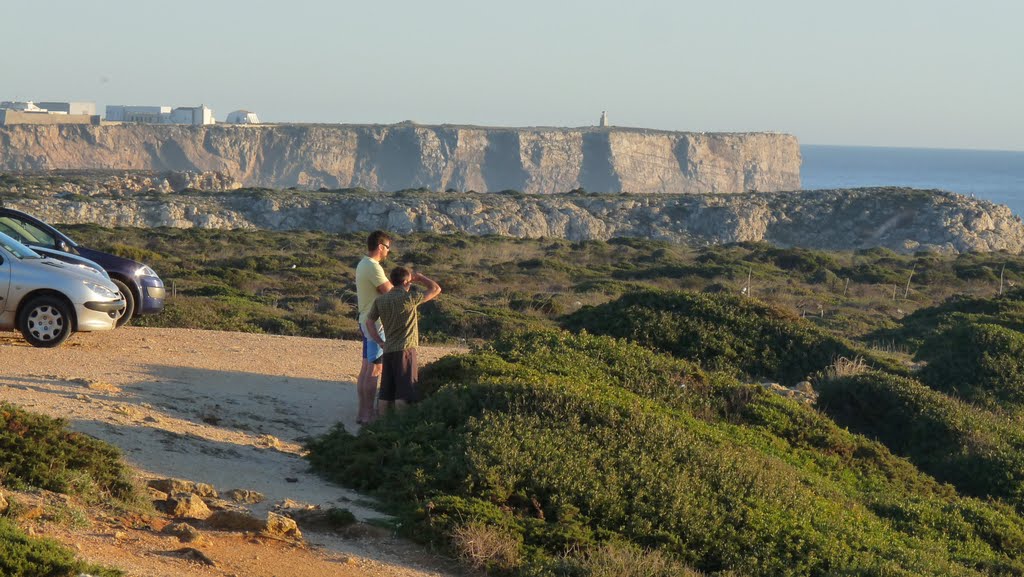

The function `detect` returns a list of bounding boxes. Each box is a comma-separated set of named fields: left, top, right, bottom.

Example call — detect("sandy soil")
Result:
left=0, top=327, right=468, bottom=577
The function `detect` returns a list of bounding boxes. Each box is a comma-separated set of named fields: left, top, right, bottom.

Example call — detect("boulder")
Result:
left=204, top=510, right=265, bottom=532
left=162, top=493, right=212, bottom=520
left=265, top=512, right=302, bottom=540
left=149, top=478, right=218, bottom=499
left=162, top=522, right=210, bottom=545
left=225, top=489, right=265, bottom=504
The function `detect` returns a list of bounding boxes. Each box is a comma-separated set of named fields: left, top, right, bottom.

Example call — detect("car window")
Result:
left=0, top=216, right=57, bottom=248
left=0, top=231, right=43, bottom=259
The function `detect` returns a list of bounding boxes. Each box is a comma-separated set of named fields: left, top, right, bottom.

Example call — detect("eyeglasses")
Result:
left=380, top=243, right=391, bottom=250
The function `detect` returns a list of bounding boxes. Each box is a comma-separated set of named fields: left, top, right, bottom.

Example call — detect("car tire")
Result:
left=18, top=295, right=73, bottom=348
left=112, top=278, right=135, bottom=327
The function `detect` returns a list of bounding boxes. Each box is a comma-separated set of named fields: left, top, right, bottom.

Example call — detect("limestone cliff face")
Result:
left=5, top=186, right=1021, bottom=254
left=0, top=124, right=801, bottom=194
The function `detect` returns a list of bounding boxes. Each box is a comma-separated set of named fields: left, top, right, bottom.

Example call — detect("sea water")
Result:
left=801, top=145, right=1024, bottom=216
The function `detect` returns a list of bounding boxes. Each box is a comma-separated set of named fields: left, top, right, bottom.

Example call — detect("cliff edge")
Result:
left=0, top=124, right=801, bottom=194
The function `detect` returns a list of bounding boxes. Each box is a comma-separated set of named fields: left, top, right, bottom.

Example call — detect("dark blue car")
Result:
left=0, top=208, right=165, bottom=326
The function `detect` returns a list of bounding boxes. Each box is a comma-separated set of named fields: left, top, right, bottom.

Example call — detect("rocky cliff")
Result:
left=3, top=178, right=1020, bottom=254
left=0, top=124, right=801, bottom=194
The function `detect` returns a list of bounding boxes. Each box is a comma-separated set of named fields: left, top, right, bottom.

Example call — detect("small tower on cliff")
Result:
left=599, top=111, right=609, bottom=127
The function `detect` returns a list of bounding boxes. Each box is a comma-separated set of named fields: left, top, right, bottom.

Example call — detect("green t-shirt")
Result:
left=356, top=256, right=389, bottom=324
left=367, top=288, right=427, bottom=353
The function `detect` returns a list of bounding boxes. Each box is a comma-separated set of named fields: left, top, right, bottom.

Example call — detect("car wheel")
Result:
left=112, top=279, right=135, bottom=327
left=18, top=295, right=73, bottom=348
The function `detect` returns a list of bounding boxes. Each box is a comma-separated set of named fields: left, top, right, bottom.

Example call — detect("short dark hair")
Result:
left=389, top=266, right=412, bottom=286
left=367, top=230, right=391, bottom=252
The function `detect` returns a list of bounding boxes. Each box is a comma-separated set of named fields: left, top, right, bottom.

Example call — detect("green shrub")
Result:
left=561, top=289, right=887, bottom=384
left=0, top=403, right=135, bottom=503
left=0, top=517, right=121, bottom=577
left=308, top=332, right=1024, bottom=576
left=868, top=289, right=1024, bottom=350
left=916, top=322, right=1024, bottom=408
left=816, top=371, right=1024, bottom=509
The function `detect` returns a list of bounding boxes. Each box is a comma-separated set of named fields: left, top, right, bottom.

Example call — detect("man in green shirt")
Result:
left=355, top=230, right=393, bottom=424
left=365, top=266, right=442, bottom=413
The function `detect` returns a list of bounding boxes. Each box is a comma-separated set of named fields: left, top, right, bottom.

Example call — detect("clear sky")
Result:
left=5, top=0, right=1021, bottom=151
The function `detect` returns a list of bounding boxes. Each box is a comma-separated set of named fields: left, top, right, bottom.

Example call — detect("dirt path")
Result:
left=0, top=327, right=468, bottom=577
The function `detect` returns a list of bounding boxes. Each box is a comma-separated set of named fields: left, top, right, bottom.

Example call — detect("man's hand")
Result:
left=365, top=320, right=385, bottom=346
left=411, top=271, right=442, bottom=303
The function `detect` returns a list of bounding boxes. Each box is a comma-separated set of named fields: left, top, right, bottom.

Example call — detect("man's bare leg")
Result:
left=357, top=360, right=381, bottom=424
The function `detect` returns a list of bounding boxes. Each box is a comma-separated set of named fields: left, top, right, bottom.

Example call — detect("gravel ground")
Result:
left=0, top=326, right=467, bottom=577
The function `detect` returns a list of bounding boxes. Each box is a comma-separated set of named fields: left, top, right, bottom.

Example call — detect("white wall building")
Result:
left=105, top=104, right=215, bottom=125
left=225, top=110, right=260, bottom=124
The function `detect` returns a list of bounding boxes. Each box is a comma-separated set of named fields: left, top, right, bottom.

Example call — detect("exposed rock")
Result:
left=0, top=493, right=7, bottom=515
left=161, top=493, right=213, bottom=520
left=758, top=381, right=817, bottom=404
left=148, top=478, right=218, bottom=499
left=225, top=489, right=265, bottom=504
left=794, top=381, right=815, bottom=395
left=200, top=497, right=238, bottom=511
left=4, top=185, right=1020, bottom=254
left=0, top=124, right=800, bottom=194
left=265, top=511, right=302, bottom=540
left=162, top=522, right=210, bottom=545
left=147, top=488, right=169, bottom=502
left=204, top=510, right=266, bottom=532
left=169, top=547, right=216, bottom=567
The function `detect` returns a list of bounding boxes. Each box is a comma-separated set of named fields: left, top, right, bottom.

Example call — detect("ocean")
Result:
left=800, top=145, right=1024, bottom=216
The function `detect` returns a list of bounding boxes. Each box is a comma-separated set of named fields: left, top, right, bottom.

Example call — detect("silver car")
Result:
left=0, top=231, right=124, bottom=347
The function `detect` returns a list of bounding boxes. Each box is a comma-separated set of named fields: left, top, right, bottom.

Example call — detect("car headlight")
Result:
left=135, top=265, right=158, bottom=278
left=84, top=281, right=120, bottom=299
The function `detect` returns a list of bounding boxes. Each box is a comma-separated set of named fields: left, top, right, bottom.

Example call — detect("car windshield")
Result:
left=0, top=231, right=43, bottom=259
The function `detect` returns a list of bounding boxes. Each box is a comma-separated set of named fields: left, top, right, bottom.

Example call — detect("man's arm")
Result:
left=412, top=272, right=442, bottom=304
left=376, top=280, right=393, bottom=294
left=365, top=307, right=386, bottom=346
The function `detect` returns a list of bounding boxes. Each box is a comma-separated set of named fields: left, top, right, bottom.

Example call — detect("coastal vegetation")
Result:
left=0, top=404, right=138, bottom=576
left=63, top=225, right=1022, bottom=345
left=5, top=218, right=1024, bottom=575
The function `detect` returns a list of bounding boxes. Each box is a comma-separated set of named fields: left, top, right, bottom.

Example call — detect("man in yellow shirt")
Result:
left=354, top=230, right=393, bottom=424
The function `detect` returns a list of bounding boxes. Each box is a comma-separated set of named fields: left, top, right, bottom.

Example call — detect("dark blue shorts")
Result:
left=379, top=348, right=419, bottom=402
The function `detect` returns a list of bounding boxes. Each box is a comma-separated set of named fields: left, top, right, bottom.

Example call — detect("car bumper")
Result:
left=137, top=276, right=166, bottom=316
left=75, top=303, right=120, bottom=332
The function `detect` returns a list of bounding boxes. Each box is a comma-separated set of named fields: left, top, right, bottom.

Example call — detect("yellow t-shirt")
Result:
left=356, top=256, right=389, bottom=324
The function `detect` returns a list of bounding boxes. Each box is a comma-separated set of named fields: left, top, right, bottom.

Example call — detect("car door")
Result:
left=0, top=246, right=10, bottom=314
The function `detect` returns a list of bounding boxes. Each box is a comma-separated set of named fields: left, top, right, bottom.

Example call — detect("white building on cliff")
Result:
left=225, top=110, right=260, bottom=124
left=106, top=104, right=215, bottom=125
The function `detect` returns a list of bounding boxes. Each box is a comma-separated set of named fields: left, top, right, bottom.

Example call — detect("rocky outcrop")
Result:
left=0, top=124, right=801, bottom=194
left=4, top=185, right=1022, bottom=254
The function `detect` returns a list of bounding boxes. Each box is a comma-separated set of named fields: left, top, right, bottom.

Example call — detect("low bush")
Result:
left=0, top=517, right=121, bottom=577
left=816, top=371, right=1024, bottom=509
left=308, top=331, right=1024, bottom=576
left=868, top=289, right=1024, bottom=350
left=916, top=322, right=1024, bottom=408
left=0, top=403, right=136, bottom=504
left=561, top=289, right=891, bottom=384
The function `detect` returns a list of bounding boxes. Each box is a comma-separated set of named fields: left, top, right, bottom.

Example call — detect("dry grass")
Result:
left=823, top=355, right=868, bottom=380
left=450, top=521, right=521, bottom=571
left=576, top=542, right=703, bottom=577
